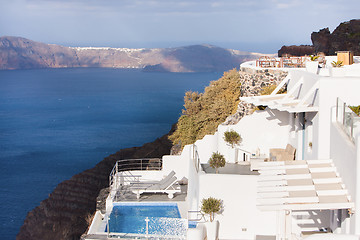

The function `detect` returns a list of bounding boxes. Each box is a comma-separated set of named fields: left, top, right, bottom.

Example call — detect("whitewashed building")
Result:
left=85, top=57, right=360, bottom=240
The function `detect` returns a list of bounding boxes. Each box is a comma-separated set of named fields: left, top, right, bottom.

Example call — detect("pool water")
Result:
left=108, top=203, right=187, bottom=236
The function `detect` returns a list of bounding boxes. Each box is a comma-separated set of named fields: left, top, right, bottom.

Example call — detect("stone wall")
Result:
left=223, top=68, right=288, bottom=125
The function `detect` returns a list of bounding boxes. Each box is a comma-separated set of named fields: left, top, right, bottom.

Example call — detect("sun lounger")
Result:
left=130, top=171, right=181, bottom=199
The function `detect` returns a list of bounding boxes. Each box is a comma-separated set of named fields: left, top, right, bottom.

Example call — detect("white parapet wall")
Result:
left=87, top=210, right=107, bottom=235
left=194, top=132, right=219, bottom=164
left=330, top=119, right=359, bottom=234
left=218, top=108, right=291, bottom=161
left=198, top=173, right=277, bottom=239
left=187, top=108, right=292, bottom=165
left=162, top=153, right=190, bottom=181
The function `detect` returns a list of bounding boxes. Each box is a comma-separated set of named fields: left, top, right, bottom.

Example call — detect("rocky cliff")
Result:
left=278, top=19, right=360, bottom=56
left=311, top=19, right=360, bottom=55
left=0, top=36, right=262, bottom=72
left=16, top=127, right=174, bottom=240
left=278, top=45, right=315, bottom=57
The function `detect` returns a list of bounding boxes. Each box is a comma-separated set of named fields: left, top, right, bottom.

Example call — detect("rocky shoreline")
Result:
left=16, top=126, right=174, bottom=240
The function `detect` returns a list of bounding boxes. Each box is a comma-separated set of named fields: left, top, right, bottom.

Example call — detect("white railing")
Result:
left=109, top=158, right=162, bottom=190
left=187, top=210, right=205, bottom=222
left=336, top=98, right=360, bottom=142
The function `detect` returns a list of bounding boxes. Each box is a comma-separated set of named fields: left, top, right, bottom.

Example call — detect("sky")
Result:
left=0, top=0, right=359, bottom=53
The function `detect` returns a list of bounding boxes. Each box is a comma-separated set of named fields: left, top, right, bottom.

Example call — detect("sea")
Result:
left=0, top=68, right=222, bottom=239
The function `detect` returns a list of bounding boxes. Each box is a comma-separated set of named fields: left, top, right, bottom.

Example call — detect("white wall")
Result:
left=162, top=145, right=202, bottom=213
left=330, top=122, right=358, bottom=234
left=317, top=77, right=360, bottom=159
left=195, top=133, right=219, bottom=164
left=287, top=70, right=320, bottom=101
left=198, top=173, right=277, bottom=239
left=217, top=108, right=291, bottom=161
left=162, top=154, right=189, bottom=181
left=182, top=145, right=201, bottom=212
left=356, top=134, right=360, bottom=235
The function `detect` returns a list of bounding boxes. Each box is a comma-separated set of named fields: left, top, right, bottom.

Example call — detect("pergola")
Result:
left=253, top=160, right=354, bottom=240
left=240, top=75, right=319, bottom=113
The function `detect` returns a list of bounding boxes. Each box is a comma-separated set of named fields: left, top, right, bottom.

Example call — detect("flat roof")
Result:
left=201, top=163, right=259, bottom=175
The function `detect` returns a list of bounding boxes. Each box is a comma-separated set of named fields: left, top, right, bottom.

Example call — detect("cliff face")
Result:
left=0, top=36, right=80, bottom=69
left=311, top=19, right=360, bottom=55
left=0, top=36, right=261, bottom=72
left=278, top=19, right=360, bottom=56
left=16, top=128, right=174, bottom=240
left=278, top=45, right=315, bottom=57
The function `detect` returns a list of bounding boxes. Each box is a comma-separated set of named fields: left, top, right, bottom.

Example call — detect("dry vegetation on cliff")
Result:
left=169, top=69, right=241, bottom=147
left=169, top=68, right=289, bottom=148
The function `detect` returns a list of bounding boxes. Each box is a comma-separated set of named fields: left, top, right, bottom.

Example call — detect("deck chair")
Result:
left=130, top=171, right=181, bottom=199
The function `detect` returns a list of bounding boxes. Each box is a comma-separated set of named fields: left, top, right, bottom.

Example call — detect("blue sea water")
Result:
left=0, top=68, right=221, bottom=239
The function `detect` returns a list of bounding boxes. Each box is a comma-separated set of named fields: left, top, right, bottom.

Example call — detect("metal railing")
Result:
left=336, top=98, right=360, bottom=142
left=109, top=158, right=162, bottom=190
left=256, top=56, right=308, bottom=68
left=187, top=210, right=205, bottom=222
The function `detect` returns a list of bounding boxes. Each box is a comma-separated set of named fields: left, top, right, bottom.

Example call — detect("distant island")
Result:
left=0, top=36, right=269, bottom=72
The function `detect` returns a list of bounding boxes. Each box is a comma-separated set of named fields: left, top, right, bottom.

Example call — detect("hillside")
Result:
left=169, top=68, right=288, bottom=150
left=0, top=36, right=265, bottom=72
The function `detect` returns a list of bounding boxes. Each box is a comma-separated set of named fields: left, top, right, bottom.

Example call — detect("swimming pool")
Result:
left=108, top=203, right=187, bottom=237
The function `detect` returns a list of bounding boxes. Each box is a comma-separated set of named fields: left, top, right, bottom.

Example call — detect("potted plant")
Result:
left=349, top=105, right=360, bottom=116
left=306, top=55, right=319, bottom=74
left=223, top=130, right=242, bottom=148
left=209, top=152, right=226, bottom=174
left=330, top=60, right=346, bottom=77
left=223, top=130, right=242, bottom=163
left=201, top=197, right=222, bottom=240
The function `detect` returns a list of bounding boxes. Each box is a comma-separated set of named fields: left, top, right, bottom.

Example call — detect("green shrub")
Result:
left=253, top=84, right=287, bottom=111
left=209, top=152, right=226, bottom=173
left=310, top=55, right=319, bottom=61
left=169, top=69, right=241, bottom=147
left=260, top=84, right=287, bottom=95
left=331, top=61, right=343, bottom=67
left=349, top=105, right=360, bottom=116
left=224, top=130, right=242, bottom=148
left=201, top=197, right=222, bottom=222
